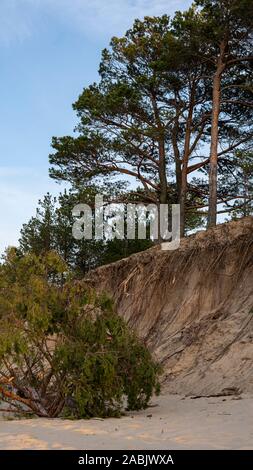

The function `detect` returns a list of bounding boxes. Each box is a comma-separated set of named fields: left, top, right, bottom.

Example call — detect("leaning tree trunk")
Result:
left=208, top=43, right=226, bottom=228
left=158, top=140, right=168, bottom=242
left=180, top=87, right=195, bottom=238
left=171, top=109, right=181, bottom=203
left=180, top=154, right=189, bottom=237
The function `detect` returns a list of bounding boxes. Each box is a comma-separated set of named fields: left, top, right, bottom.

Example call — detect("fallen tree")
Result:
left=0, top=249, right=160, bottom=418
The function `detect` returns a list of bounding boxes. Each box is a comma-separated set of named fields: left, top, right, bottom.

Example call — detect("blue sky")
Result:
left=0, top=0, right=191, bottom=254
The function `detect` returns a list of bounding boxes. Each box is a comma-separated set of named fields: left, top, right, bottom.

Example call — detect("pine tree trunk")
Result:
left=158, top=140, right=168, bottom=242
left=180, top=168, right=187, bottom=237
left=180, top=88, right=195, bottom=237
left=171, top=111, right=181, bottom=203
left=208, top=43, right=226, bottom=228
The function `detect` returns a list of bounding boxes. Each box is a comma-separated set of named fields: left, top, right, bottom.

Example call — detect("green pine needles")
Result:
left=0, top=249, right=161, bottom=418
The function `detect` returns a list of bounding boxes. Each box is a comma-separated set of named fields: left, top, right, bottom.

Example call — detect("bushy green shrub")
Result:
left=0, top=249, right=161, bottom=418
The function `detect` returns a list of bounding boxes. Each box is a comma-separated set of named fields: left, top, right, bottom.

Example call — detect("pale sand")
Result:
left=0, top=394, right=252, bottom=450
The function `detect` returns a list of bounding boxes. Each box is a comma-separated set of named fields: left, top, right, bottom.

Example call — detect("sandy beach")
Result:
left=0, top=393, right=252, bottom=450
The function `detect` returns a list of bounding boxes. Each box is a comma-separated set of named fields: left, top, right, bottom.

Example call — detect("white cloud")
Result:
left=0, top=0, right=192, bottom=251
left=0, top=0, right=191, bottom=44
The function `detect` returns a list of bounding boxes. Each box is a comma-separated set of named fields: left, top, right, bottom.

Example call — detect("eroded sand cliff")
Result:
left=85, top=217, right=253, bottom=395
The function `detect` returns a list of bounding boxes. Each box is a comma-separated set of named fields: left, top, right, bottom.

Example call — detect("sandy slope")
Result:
left=85, top=217, right=253, bottom=395
left=0, top=393, right=252, bottom=450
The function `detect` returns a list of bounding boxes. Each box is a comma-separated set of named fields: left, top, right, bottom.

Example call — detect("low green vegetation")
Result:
left=0, top=250, right=161, bottom=418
